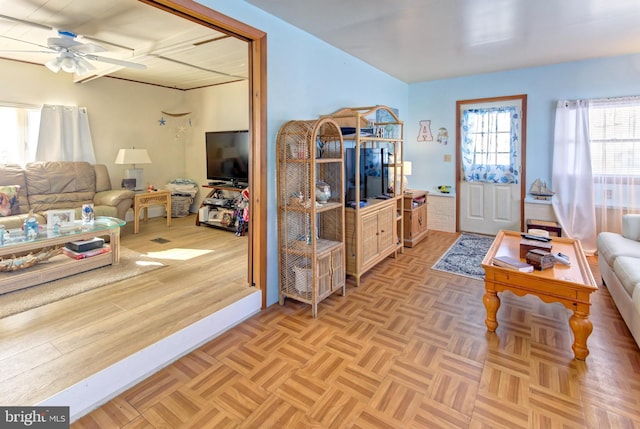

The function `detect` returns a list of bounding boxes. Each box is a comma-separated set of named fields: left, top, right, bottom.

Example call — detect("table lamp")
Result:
left=403, top=161, right=412, bottom=192
left=115, top=148, right=152, bottom=191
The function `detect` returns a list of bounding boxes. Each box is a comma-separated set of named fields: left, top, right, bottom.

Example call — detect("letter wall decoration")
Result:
left=417, top=120, right=433, bottom=141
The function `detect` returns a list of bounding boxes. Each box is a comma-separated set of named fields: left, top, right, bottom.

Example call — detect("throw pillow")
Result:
left=0, top=185, right=20, bottom=216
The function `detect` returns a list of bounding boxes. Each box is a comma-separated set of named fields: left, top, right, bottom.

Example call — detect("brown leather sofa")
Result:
left=0, top=161, right=134, bottom=229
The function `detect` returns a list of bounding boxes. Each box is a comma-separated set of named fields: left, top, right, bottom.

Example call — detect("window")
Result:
left=589, top=97, right=640, bottom=177
left=588, top=96, right=640, bottom=214
left=460, top=104, right=520, bottom=183
left=0, top=104, right=40, bottom=166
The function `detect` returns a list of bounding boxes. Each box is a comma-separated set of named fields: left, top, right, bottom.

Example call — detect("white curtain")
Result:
left=551, top=100, right=597, bottom=254
left=35, top=105, right=96, bottom=163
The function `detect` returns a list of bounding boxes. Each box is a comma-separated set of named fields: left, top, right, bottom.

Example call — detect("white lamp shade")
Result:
left=403, top=161, right=412, bottom=176
left=114, top=149, right=152, bottom=165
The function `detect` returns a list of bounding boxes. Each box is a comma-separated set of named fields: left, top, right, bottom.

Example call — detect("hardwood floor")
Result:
left=0, top=215, right=255, bottom=409
left=73, top=230, right=640, bottom=428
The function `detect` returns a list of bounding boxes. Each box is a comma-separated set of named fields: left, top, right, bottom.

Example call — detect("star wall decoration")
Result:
left=158, top=116, right=166, bottom=126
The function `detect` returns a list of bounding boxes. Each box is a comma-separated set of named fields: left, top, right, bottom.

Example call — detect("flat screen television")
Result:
left=345, top=147, right=389, bottom=202
left=205, top=130, right=249, bottom=185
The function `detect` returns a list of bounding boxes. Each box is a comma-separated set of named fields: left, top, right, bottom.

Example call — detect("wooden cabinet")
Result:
left=348, top=200, right=397, bottom=275
left=276, top=118, right=345, bottom=317
left=403, top=190, right=428, bottom=247
left=328, top=105, right=404, bottom=286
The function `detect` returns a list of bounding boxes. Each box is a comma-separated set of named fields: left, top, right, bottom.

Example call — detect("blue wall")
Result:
left=198, top=1, right=640, bottom=308
left=407, top=54, right=640, bottom=195
left=202, top=1, right=408, bottom=306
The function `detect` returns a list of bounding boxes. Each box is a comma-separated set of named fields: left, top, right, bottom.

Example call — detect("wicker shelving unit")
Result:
left=276, top=118, right=345, bottom=317
left=325, top=105, right=404, bottom=286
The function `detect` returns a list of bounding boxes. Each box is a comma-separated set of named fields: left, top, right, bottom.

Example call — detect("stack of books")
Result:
left=492, top=255, right=534, bottom=272
left=63, top=237, right=110, bottom=260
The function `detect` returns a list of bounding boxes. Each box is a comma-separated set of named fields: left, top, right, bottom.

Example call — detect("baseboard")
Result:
left=39, top=290, right=262, bottom=422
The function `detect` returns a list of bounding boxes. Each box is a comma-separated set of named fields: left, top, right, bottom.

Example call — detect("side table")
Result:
left=133, top=190, right=171, bottom=234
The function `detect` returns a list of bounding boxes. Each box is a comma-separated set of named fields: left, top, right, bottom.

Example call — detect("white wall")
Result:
left=0, top=59, right=249, bottom=213
left=185, top=80, right=250, bottom=209
left=0, top=60, right=186, bottom=190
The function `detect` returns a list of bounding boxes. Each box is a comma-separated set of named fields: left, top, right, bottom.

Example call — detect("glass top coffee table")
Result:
left=0, top=216, right=125, bottom=295
left=481, top=230, right=598, bottom=360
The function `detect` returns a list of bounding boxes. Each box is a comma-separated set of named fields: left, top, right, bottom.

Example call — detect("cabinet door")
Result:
left=377, top=205, right=395, bottom=255
left=412, top=204, right=426, bottom=235
left=330, top=246, right=345, bottom=292
left=361, top=211, right=380, bottom=266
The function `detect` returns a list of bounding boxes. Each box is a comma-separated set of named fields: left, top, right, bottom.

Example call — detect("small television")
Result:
left=205, top=130, right=249, bottom=186
left=345, top=147, right=389, bottom=202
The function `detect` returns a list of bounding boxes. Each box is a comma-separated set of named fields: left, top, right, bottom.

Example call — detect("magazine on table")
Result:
left=492, top=255, right=534, bottom=272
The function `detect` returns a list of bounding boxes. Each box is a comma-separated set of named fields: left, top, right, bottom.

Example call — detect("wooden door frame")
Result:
left=455, top=94, right=527, bottom=233
left=141, top=0, right=268, bottom=309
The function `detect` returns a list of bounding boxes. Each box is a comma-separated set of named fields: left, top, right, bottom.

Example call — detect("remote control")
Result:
left=552, top=252, right=571, bottom=265
left=521, top=233, right=552, bottom=242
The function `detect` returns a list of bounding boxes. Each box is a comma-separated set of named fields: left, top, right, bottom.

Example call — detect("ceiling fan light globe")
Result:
left=75, top=57, right=95, bottom=75
left=60, top=56, right=76, bottom=73
left=45, top=57, right=62, bottom=73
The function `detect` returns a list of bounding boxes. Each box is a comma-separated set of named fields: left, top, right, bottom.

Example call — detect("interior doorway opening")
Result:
left=142, top=0, right=268, bottom=308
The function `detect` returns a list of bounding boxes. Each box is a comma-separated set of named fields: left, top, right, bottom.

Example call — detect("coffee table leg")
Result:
left=483, top=289, right=500, bottom=332
left=569, top=310, right=592, bottom=360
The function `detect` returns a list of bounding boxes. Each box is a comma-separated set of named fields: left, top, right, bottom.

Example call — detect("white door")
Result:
left=459, top=181, right=520, bottom=234
left=457, top=96, right=526, bottom=235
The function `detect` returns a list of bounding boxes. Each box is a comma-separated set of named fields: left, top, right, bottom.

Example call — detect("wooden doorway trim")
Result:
left=455, top=94, right=527, bottom=233
left=139, top=0, right=268, bottom=309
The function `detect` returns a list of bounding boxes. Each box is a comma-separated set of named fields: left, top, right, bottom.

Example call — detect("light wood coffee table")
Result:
left=0, top=216, right=125, bottom=295
left=481, top=230, right=598, bottom=360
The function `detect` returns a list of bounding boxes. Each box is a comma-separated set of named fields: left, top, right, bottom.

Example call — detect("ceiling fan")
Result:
left=0, top=14, right=146, bottom=75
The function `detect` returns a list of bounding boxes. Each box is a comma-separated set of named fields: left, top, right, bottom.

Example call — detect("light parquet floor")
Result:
left=74, top=230, right=640, bottom=428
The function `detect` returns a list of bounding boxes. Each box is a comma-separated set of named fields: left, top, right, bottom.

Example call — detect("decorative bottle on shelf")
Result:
left=23, top=210, right=39, bottom=240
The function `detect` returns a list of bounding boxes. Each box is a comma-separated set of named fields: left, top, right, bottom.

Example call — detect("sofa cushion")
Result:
left=596, top=231, right=640, bottom=266
left=94, top=164, right=112, bottom=193
left=0, top=163, right=29, bottom=214
left=0, top=185, right=20, bottom=216
left=613, top=256, right=640, bottom=297
left=622, top=214, right=640, bottom=241
left=26, top=161, right=96, bottom=213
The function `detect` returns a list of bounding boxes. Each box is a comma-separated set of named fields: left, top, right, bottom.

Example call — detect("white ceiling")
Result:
left=245, top=0, right=640, bottom=83
left=0, top=0, right=248, bottom=90
left=2, top=1, right=638, bottom=89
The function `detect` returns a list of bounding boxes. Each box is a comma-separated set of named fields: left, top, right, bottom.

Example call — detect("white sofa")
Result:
left=597, top=214, right=640, bottom=348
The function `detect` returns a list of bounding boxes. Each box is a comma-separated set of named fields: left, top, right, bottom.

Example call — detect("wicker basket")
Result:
left=170, top=195, right=193, bottom=218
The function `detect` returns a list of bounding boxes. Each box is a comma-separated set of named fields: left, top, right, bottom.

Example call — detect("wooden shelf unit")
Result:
left=276, top=118, right=346, bottom=317
left=326, top=105, right=404, bottom=286
left=403, top=189, right=428, bottom=247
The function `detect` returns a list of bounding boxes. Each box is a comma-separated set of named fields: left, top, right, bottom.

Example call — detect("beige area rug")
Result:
left=0, top=247, right=165, bottom=319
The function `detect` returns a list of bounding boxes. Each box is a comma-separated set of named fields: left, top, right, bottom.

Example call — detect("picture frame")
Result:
left=121, top=178, right=136, bottom=190
left=47, top=209, right=75, bottom=229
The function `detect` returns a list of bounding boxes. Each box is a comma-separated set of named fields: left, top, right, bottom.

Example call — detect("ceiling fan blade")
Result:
left=69, top=42, right=106, bottom=54
left=47, top=36, right=82, bottom=49
left=84, top=54, right=147, bottom=70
